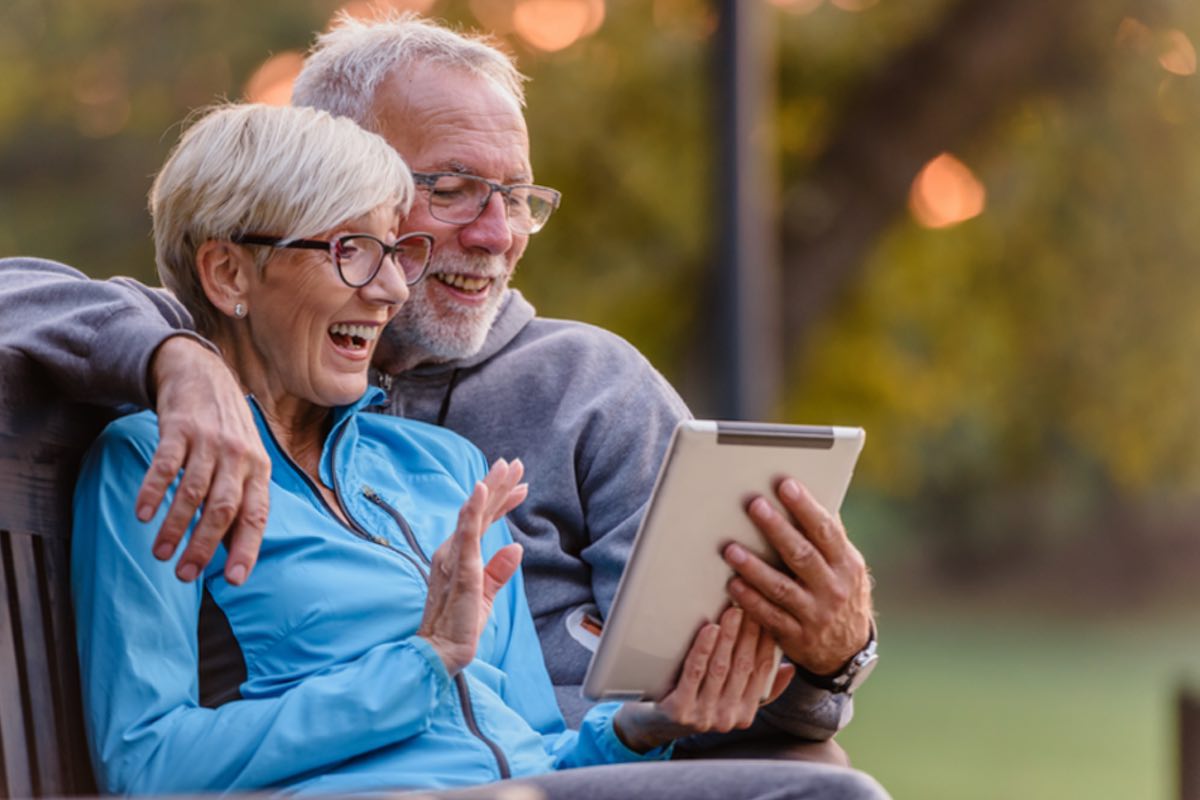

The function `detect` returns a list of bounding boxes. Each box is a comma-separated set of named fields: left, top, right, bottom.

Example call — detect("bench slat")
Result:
left=0, top=534, right=35, bottom=799
left=11, top=534, right=63, bottom=796
left=0, top=349, right=106, bottom=797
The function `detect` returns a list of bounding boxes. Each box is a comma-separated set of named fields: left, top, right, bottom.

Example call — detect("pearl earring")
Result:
left=233, top=303, right=247, bottom=319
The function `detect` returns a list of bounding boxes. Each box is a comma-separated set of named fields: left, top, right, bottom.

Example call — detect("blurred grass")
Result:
left=837, top=601, right=1200, bottom=799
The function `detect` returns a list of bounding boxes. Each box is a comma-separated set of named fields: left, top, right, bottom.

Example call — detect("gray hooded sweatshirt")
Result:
left=0, top=256, right=850, bottom=737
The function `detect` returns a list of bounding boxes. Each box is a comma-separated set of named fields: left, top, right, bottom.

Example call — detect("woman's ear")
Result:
left=195, top=240, right=253, bottom=319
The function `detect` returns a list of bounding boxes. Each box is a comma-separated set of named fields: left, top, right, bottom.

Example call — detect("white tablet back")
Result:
left=582, top=420, right=865, bottom=702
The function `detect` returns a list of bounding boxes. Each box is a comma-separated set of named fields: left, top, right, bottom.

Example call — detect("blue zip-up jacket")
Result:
left=71, top=387, right=667, bottom=796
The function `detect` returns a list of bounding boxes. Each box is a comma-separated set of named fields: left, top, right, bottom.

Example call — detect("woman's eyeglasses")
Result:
left=232, top=232, right=434, bottom=287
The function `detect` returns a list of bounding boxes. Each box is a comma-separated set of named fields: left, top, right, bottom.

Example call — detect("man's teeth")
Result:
left=436, top=272, right=490, bottom=292
left=329, top=323, right=379, bottom=342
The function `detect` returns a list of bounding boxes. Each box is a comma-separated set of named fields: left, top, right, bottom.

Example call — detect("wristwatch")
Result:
left=797, top=630, right=879, bottom=694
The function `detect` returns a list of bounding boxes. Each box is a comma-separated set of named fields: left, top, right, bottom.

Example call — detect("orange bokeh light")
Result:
left=512, top=0, right=604, bottom=52
left=909, top=152, right=987, bottom=229
left=243, top=52, right=305, bottom=106
left=1159, top=29, right=1197, bottom=76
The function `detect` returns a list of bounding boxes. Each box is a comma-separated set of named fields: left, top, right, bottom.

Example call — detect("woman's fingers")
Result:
left=735, top=626, right=782, bottom=717
left=418, top=461, right=527, bottom=677
left=482, top=542, right=524, bottom=602
left=450, top=481, right=489, bottom=567
left=695, top=607, right=742, bottom=717
left=497, top=482, right=529, bottom=519
left=671, top=622, right=720, bottom=707
left=480, top=459, right=526, bottom=524
left=725, top=616, right=765, bottom=712
left=658, top=611, right=793, bottom=736
left=701, top=612, right=766, bottom=731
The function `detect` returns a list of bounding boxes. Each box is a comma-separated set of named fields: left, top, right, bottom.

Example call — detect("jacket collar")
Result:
left=245, top=386, right=385, bottom=488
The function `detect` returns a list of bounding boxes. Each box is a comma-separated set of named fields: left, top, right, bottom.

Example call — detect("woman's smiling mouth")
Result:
left=328, top=322, right=380, bottom=353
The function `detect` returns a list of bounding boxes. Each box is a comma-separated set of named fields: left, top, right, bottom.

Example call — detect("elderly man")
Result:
left=0, top=13, right=876, bottom=763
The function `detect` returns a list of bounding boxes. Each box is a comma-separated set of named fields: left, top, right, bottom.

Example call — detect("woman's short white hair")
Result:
left=291, top=11, right=527, bottom=131
left=149, top=103, right=413, bottom=335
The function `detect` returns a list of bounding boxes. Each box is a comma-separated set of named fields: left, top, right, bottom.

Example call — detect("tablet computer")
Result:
left=581, top=420, right=865, bottom=702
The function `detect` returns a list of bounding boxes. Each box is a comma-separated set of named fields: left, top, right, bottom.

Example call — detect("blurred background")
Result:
left=3, top=0, right=1200, bottom=796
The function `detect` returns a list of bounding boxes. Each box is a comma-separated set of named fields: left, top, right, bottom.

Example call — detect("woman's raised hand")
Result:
left=418, top=458, right=528, bottom=675
left=612, top=606, right=796, bottom=753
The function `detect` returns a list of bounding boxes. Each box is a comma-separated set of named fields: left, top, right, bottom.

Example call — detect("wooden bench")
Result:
left=0, top=347, right=107, bottom=797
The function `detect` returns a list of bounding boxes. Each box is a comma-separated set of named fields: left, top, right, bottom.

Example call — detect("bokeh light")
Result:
left=512, top=0, right=605, bottom=52
left=243, top=52, right=305, bottom=106
left=1158, top=29, right=1197, bottom=76
left=908, top=152, right=987, bottom=229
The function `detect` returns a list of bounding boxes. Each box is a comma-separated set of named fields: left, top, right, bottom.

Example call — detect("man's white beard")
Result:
left=383, top=251, right=508, bottom=367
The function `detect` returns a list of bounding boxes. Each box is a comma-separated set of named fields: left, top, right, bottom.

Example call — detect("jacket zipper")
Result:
left=361, top=487, right=512, bottom=781
left=253, top=405, right=513, bottom=780
left=251, top=405, right=429, bottom=578
left=362, top=487, right=430, bottom=567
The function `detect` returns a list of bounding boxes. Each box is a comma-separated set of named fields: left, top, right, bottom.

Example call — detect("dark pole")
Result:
left=1182, top=685, right=1200, bottom=800
left=713, top=0, right=781, bottom=420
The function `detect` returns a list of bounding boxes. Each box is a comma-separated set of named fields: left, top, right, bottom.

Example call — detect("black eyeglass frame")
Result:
left=411, top=171, right=562, bottom=235
left=231, top=232, right=434, bottom=287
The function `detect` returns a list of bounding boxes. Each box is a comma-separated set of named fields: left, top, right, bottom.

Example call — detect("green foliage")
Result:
left=513, top=1, right=713, bottom=375
left=782, top=0, right=1200, bottom=564
left=5, top=0, right=1200, bottom=571
left=0, top=0, right=335, bottom=277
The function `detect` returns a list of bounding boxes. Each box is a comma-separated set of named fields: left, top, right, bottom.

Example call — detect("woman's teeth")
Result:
left=436, top=272, right=490, bottom=292
left=328, top=323, right=378, bottom=350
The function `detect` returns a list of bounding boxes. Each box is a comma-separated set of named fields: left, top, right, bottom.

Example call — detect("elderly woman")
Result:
left=71, top=104, right=884, bottom=799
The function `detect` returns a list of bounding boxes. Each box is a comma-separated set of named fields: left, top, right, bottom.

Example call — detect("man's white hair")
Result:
left=291, top=11, right=527, bottom=132
left=149, top=103, right=413, bottom=335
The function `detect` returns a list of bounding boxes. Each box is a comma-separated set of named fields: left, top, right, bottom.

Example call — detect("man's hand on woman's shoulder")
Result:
left=141, top=335, right=270, bottom=586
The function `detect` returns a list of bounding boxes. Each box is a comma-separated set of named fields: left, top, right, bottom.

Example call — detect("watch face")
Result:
left=846, top=652, right=879, bottom=693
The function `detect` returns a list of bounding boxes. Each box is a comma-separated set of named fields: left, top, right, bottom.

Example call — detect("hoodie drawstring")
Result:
left=435, top=368, right=461, bottom=427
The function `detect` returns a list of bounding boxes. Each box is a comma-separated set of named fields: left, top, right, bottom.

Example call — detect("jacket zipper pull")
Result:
left=357, top=485, right=392, bottom=545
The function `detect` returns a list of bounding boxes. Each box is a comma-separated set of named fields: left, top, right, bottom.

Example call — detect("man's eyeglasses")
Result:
left=231, top=232, right=434, bottom=287
left=412, top=172, right=561, bottom=235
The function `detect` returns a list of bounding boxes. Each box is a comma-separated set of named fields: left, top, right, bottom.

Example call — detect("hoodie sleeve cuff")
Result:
left=133, top=328, right=221, bottom=408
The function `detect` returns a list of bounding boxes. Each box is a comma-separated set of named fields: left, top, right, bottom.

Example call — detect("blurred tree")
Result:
left=4, top=0, right=1200, bottom=582
left=0, top=0, right=333, bottom=277
left=783, top=0, right=1200, bottom=579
